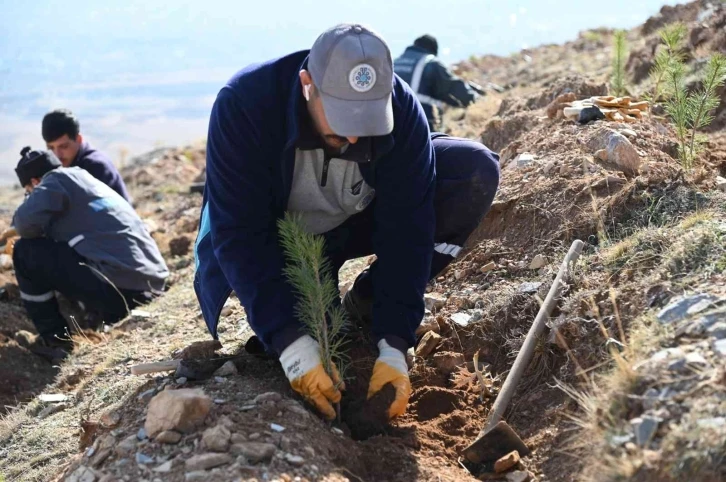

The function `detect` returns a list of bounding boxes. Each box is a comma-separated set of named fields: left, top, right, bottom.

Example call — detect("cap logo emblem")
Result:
left=349, top=64, right=376, bottom=92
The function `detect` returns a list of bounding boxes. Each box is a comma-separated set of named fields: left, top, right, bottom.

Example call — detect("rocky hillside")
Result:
left=1, top=2, right=725, bottom=481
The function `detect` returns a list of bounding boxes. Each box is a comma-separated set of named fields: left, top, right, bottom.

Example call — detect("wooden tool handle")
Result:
left=130, top=359, right=180, bottom=375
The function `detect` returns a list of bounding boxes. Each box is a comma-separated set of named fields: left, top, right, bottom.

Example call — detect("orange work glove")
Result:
left=279, top=335, right=345, bottom=420
left=367, top=339, right=411, bottom=419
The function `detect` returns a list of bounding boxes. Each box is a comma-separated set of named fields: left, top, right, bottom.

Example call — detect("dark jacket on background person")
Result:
left=13, top=167, right=168, bottom=292
left=72, top=142, right=132, bottom=203
left=394, top=45, right=477, bottom=130
left=194, top=50, right=435, bottom=355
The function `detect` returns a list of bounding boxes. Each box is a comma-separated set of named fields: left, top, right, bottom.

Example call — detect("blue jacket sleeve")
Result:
left=205, top=88, right=302, bottom=354
left=13, top=175, right=69, bottom=239
left=371, top=81, right=436, bottom=352
left=82, top=160, right=132, bottom=203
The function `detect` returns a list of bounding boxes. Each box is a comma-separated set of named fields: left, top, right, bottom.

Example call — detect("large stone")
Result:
left=415, top=331, right=442, bottom=358
left=657, top=294, right=720, bottom=325
left=606, top=132, right=641, bottom=174
left=144, top=388, right=212, bottom=438
left=114, top=435, right=138, bottom=456
left=230, top=442, right=277, bottom=463
left=184, top=453, right=232, bottom=471
left=202, top=424, right=231, bottom=452
left=284, top=453, right=305, bottom=466
left=494, top=450, right=521, bottom=473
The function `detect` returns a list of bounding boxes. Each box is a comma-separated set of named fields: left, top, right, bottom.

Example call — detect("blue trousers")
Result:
left=324, top=133, right=500, bottom=296
left=13, top=238, right=154, bottom=340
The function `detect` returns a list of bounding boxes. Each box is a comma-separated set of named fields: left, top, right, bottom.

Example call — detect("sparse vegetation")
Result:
left=278, top=213, right=348, bottom=400
left=646, top=23, right=688, bottom=110
left=610, top=30, right=628, bottom=96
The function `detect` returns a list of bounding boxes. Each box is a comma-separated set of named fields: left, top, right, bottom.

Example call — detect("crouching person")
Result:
left=11, top=147, right=169, bottom=361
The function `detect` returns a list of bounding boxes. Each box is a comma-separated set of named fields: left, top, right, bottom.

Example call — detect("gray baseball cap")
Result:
left=308, top=23, right=394, bottom=137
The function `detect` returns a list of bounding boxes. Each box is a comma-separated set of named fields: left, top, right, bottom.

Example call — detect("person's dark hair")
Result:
left=414, top=35, right=438, bottom=56
left=42, top=109, right=80, bottom=142
left=15, top=146, right=62, bottom=187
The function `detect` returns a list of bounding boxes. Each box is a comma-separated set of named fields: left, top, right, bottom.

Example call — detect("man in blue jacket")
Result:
left=195, top=24, right=499, bottom=420
left=42, top=109, right=132, bottom=203
left=394, top=34, right=479, bottom=131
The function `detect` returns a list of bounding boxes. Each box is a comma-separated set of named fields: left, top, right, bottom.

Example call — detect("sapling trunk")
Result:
left=278, top=212, right=349, bottom=420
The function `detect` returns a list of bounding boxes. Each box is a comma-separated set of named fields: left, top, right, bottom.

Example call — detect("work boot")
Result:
left=29, top=335, right=73, bottom=364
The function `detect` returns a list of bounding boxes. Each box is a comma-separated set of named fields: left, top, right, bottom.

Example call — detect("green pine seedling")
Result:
left=610, top=30, right=628, bottom=97
left=664, top=53, right=726, bottom=168
left=278, top=212, right=349, bottom=406
left=645, top=23, right=687, bottom=112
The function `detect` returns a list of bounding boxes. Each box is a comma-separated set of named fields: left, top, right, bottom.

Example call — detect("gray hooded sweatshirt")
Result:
left=13, top=167, right=168, bottom=292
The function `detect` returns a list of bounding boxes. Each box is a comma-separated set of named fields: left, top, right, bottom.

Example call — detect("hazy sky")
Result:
left=0, top=0, right=679, bottom=183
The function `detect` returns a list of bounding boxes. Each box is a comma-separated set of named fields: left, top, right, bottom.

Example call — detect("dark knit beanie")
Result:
left=15, top=146, right=61, bottom=187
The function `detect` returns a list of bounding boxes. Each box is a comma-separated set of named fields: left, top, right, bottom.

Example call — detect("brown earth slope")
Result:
left=1, top=1, right=726, bottom=481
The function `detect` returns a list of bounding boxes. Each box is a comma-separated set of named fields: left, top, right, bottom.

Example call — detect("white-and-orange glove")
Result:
left=279, top=335, right=344, bottom=420
left=367, top=339, right=411, bottom=419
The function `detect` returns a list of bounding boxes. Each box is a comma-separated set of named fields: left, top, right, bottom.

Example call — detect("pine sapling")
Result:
left=610, top=30, right=628, bottom=97
left=646, top=23, right=687, bottom=113
left=278, top=212, right=348, bottom=417
left=686, top=53, right=726, bottom=160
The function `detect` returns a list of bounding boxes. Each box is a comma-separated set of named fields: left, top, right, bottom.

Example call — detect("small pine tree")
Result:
left=610, top=30, right=628, bottom=96
left=278, top=213, right=348, bottom=404
left=664, top=53, right=726, bottom=168
left=645, top=23, right=687, bottom=113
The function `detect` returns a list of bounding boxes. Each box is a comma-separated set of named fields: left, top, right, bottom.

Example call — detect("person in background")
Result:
left=42, top=109, right=132, bottom=203
left=394, top=34, right=480, bottom=131
left=11, top=147, right=168, bottom=362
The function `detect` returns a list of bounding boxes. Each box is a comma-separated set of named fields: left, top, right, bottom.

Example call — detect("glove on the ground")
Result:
left=367, top=339, right=411, bottom=419
left=279, top=334, right=344, bottom=420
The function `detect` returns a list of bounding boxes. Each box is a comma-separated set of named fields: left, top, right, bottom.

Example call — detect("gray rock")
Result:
left=213, top=361, right=238, bottom=377
left=716, top=176, right=726, bottom=192
left=138, top=389, right=157, bottom=402
left=606, top=132, right=641, bottom=174
left=230, top=442, right=277, bottom=463
left=707, top=322, right=726, bottom=340
left=518, top=282, right=543, bottom=294
left=201, top=425, right=231, bottom=452
left=529, top=254, right=547, bottom=270
left=270, top=423, right=285, bottom=432
left=184, top=471, right=208, bottom=481
left=135, top=452, right=154, bottom=464
left=66, top=465, right=98, bottom=482
left=214, top=376, right=227, bottom=383
left=657, top=294, right=719, bottom=325
left=137, top=428, right=147, bottom=440
left=39, top=403, right=68, bottom=419
left=650, top=347, right=685, bottom=363
left=608, top=433, right=633, bottom=447
left=505, top=471, right=530, bottom=482
left=630, top=416, right=661, bottom=447
left=115, top=435, right=138, bottom=456
left=185, top=453, right=232, bottom=471
left=284, top=453, right=305, bottom=467
left=685, top=352, right=708, bottom=366
left=713, top=339, right=726, bottom=357
left=175, top=377, right=188, bottom=385
left=470, top=310, right=484, bottom=322
left=424, top=293, right=447, bottom=311
left=450, top=313, right=472, bottom=327
left=153, top=460, right=174, bottom=473
left=253, top=392, right=282, bottom=404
